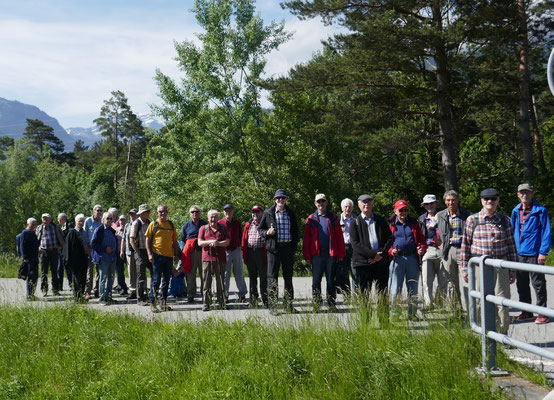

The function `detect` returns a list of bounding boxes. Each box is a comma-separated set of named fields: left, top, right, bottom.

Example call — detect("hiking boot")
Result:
left=535, top=315, right=549, bottom=324
left=151, top=303, right=161, bottom=313
left=514, top=312, right=534, bottom=321
left=202, top=304, right=210, bottom=312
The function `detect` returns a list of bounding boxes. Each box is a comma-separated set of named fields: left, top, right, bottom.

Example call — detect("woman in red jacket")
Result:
left=388, top=200, right=427, bottom=316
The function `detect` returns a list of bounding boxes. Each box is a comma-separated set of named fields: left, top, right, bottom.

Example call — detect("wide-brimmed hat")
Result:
left=137, top=204, right=151, bottom=214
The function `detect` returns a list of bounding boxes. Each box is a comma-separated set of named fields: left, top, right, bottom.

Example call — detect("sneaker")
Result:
left=202, top=304, right=210, bottom=312
left=535, top=315, right=549, bottom=324
left=514, top=312, right=534, bottom=321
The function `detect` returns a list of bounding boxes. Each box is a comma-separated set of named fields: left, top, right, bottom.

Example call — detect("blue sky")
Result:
left=0, top=0, right=338, bottom=128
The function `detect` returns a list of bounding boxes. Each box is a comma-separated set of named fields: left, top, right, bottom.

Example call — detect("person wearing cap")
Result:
left=180, top=205, right=207, bottom=303
left=145, top=204, right=180, bottom=312
left=84, top=205, right=104, bottom=299
left=417, top=194, right=447, bottom=308
left=511, top=183, right=551, bottom=324
left=56, top=212, right=74, bottom=292
left=36, top=213, right=65, bottom=296
left=336, top=198, right=357, bottom=295
left=63, top=214, right=89, bottom=301
left=303, top=193, right=346, bottom=311
left=219, top=203, right=248, bottom=302
left=436, top=190, right=472, bottom=310
left=350, top=194, right=393, bottom=296
left=20, top=217, right=39, bottom=300
left=460, top=188, right=517, bottom=333
left=388, top=200, right=427, bottom=316
left=91, top=212, right=118, bottom=304
left=258, top=189, right=300, bottom=314
left=241, top=205, right=268, bottom=307
left=121, top=208, right=138, bottom=299
left=130, top=204, right=153, bottom=305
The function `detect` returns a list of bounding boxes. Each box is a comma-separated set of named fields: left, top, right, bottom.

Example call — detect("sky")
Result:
left=0, top=0, right=338, bottom=128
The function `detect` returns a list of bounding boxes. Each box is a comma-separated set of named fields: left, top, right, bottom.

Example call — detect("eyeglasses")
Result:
left=275, top=197, right=286, bottom=200
left=316, top=200, right=327, bottom=204
left=158, top=210, right=168, bottom=214
left=190, top=210, right=199, bottom=214
left=106, top=217, right=113, bottom=221
left=398, top=209, right=408, bottom=213
left=95, top=209, right=102, bottom=212
left=483, top=197, right=498, bottom=202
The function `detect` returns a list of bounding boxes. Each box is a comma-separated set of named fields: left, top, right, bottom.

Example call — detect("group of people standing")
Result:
left=18, top=184, right=551, bottom=325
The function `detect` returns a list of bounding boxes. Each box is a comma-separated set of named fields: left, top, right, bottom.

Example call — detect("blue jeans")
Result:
left=311, top=253, right=336, bottom=306
left=150, top=253, right=173, bottom=302
left=99, top=257, right=116, bottom=301
left=389, top=255, right=419, bottom=314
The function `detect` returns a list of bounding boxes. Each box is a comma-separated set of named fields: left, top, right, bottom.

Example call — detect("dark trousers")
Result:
left=40, top=249, right=60, bottom=294
left=115, top=256, right=128, bottom=291
left=71, top=266, right=87, bottom=300
left=516, top=254, right=547, bottom=308
left=26, top=259, right=39, bottom=297
left=150, top=253, right=173, bottom=302
left=57, top=253, right=72, bottom=291
left=246, top=247, right=268, bottom=304
left=135, top=249, right=153, bottom=301
left=335, top=243, right=353, bottom=294
left=356, top=261, right=389, bottom=295
left=267, top=243, right=295, bottom=307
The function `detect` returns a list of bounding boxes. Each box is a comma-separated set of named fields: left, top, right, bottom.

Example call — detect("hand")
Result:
left=371, top=253, right=383, bottom=264
left=434, top=236, right=442, bottom=246
left=391, top=248, right=399, bottom=257
left=105, top=246, right=113, bottom=253
left=306, top=259, right=311, bottom=266
left=462, top=271, right=468, bottom=283
left=509, top=271, right=516, bottom=284
left=417, top=247, right=425, bottom=256
left=119, top=251, right=125, bottom=260
left=148, top=254, right=154, bottom=264
left=537, top=254, right=546, bottom=265
left=267, top=227, right=276, bottom=235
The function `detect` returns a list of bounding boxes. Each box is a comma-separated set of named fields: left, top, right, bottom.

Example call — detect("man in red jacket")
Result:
left=303, top=193, right=346, bottom=311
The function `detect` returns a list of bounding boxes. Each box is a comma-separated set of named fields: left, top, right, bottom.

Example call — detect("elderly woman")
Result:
left=63, top=214, right=90, bottom=301
left=91, top=212, right=118, bottom=304
left=388, top=200, right=427, bottom=316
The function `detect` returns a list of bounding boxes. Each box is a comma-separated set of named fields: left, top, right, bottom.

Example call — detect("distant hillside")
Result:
left=0, top=97, right=75, bottom=147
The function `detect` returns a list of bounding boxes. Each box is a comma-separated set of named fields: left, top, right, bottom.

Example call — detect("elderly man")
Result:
left=303, top=194, right=346, bottom=311
left=20, top=218, right=40, bottom=300
left=350, top=194, right=393, bottom=295
left=63, top=214, right=90, bottom=301
left=511, top=183, right=551, bottom=324
left=57, top=212, right=74, bottom=292
left=436, top=190, right=471, bottom=309
left=130, top=204, right=153, bottom=306
left=91, top=212, right=118, bottom=305
left=145, top=204, right=180, bottom=312
left=181, top=205, right=207, bottom=303
left=219, top=204, right=248, bottom=303
left=36, top=213, right=65, bottom=296
left=417, top=194, right=447, bottom=308
left=121, top=208, right=138, bottom=300
left=84, top=205, right=103, bottom=299
left=241, top=205, right=268, bottom=307
left=198, top=210, right=229, bottom=311
left=108, top=207, right=129, bottom=296
left=336, top=198, right=357, bottom=295
left=461, top=188, right=517, bottom=334
left=258, top=189, right=300, bottom=314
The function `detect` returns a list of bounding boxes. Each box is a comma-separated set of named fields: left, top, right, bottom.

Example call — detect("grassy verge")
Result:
left=0, top=305, right=513, bottom=399
left=0, top=253, right=19, bottom=278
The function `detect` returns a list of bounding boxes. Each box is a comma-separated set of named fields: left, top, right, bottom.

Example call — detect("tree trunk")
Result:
left=124, top=137, right=132, bottom=188
left=432, top=1, right=458, bottom=192
left=517, top=0, right=534, bottom=178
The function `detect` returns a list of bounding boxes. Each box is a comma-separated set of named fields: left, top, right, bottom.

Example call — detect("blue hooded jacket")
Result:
left=510, top=200, right=551, bottom=257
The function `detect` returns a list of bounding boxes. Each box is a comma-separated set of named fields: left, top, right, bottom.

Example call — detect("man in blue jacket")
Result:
left=511, top=183, right=551, bottom=324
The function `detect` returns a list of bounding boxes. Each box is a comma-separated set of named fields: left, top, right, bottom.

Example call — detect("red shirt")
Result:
left=198, top=223, right=228, bottom=262
left=218, top=218, right=242, bottom=250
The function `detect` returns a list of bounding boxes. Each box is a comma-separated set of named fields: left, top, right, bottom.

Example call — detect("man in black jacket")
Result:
left=258, top=189, right=299, bottom=314
left=350, top=194, right=393, bottom=294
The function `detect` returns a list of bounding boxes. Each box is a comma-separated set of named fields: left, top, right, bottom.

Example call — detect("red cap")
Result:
left=394, top=200, right=408, bottom=210
left=251, top=205, right=263, bottom=212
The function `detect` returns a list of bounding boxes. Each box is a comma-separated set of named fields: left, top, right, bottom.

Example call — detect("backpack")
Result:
left=16, top=232, right=23, bottom=257
left=470, top=213, right=510, bottom=238
left=148, top=220, right=175, bottom=253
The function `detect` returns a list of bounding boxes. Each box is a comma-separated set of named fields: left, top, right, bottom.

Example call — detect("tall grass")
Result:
left=0, top=304, right=511, bottom=400
left=0, top=252, right=19, bottom=278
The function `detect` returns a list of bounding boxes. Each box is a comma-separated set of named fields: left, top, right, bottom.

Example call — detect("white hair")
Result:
left=341, top=198, right=354, bottom=208
left=190, top=205, right=201, bottom=212
left=103, top=211, right=113, bottom=222
left=207, top=209, right=219, bottom=218
left=27, top=217, right=37, bottom=226
left=75, top=213, right=85, bottom=223
left=108, top=207, right=119, bottom=218
left=57, top=213, right=67, bottom=221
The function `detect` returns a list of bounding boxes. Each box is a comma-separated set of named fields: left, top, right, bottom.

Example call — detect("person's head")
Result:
left=443, top=190, right=460, bottom=214
left=223, top=204, right=234, bottom=220
left=314, top=194, right=327, bottom=214
left=75, top=213, right=85, bottom=229
left=189, top=205, right=201, bottom=222
left=102, top=211, right=113, bottom=227
left=207, top=209, right=219, bottom=225
left=156, top=204, right=168, bottom=222
left=517, top=183, right=534, bottom=207
left=92, top=205, right=103, bottom=221
left=137, top=204, right=151, bottom=221
left=393, top=200, right=409, bottom=223
left=357, top=194, right=374, bottom=217
left=421, top=194, right=438, bottom=214
left=57, top=213, right=68, bottom=225
left=119, top=215, right=127, bottom=227
left=108, top=207, right=119, bottom=219
left=273, top=189, right=288, bottom=210
left=251, top=205, right=263, bottom=223
left=480, top=188, right=500, bottom=215
left=341, top=198, right=354, bottom=217
left=27, top=217, right=37, bottom=231
left=41, top=213, right=52, bottom=227
left=128, top=209, right=138, bottom=221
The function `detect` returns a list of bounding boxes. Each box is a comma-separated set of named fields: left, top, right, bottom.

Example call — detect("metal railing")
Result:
left=468, top=255, right=554, bottom=372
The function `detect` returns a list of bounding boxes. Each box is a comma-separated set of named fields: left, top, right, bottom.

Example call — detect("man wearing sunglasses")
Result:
left=460, top=188, right=517, bottom=333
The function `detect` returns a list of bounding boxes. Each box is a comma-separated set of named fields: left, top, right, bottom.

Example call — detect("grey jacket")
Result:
left=436, top=207, right=471, bottom=260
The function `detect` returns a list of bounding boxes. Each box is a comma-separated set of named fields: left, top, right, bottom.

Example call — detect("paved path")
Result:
left=1, top=275, right=553, bottom=382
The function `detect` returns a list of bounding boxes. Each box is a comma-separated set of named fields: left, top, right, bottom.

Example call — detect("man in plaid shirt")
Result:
left=460, top=188, right=516, bottom=333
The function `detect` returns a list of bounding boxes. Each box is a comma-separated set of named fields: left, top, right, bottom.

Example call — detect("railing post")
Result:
left=468, top=259, right=477, bottom=325
left=479, top=255, right=497, bottom=370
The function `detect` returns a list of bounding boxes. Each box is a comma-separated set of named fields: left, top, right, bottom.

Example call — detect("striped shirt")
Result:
left=247, top=221, right=265, bottom=248
left=276, top=209, right=292, bottom=243
left=460, top=210, right=517, bottom=273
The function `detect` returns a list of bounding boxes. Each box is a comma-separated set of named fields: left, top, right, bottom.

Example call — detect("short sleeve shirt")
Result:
left=145, top=219, right=177, bottom=258
left=198, top=224, right=227, bottom=262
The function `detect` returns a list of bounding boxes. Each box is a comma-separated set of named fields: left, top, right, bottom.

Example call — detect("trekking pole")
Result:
left=388, top=245, right=399, bottom=297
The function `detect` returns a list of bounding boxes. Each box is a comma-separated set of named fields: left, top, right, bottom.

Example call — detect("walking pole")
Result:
left=388, top=246, right=399, bottom=299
